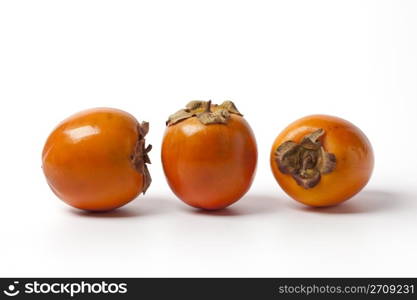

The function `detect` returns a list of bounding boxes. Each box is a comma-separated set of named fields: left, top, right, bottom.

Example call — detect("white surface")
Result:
left=0, top=0, right=416, bottom=277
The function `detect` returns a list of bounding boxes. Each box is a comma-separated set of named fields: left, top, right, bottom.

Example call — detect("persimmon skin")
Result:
left=42, top=108, right=146, bottom=211
left=162, top=115, right=257, bottom=210
left=270, top=115, right=374, bottom=207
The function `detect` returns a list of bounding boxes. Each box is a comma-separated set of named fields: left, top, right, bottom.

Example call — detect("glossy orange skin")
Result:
left=270, top=115, right=374, bottom=207
left=42, top=108, right=145, bottom=211
left=162, top=115, right=257, bottom=210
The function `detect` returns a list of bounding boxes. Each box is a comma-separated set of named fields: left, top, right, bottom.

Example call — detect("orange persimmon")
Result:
left=161, top=100, right=257, bottom=210
left=270, top=115, right=374, bottom=207
left=42, top=108, right=152, bottom=211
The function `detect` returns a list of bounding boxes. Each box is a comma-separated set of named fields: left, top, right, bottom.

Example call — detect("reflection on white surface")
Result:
left=65, top=126, right=100, bottom=142
left=5, top=189, right=417, bottom=277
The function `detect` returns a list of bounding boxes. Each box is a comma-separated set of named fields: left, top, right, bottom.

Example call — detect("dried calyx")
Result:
left=166, top=100, right=242, bottom=126
left=131, top=121, right=152, bottom=193
left=275, top=129, right=336, bottom=189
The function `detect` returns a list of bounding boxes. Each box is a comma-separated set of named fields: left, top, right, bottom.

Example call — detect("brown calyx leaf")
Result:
left=318, top=148, right=336, bottom=174
left=166, top=100, right=243, bottom=126
left=275, top=141, right=299, bottom=174
left=165, top=109, right=194, bottom=126
left=131, top=121, right=152, bottom=194
left=274, top=129, right=336, bottom=189
left=186, top=100, right=206, bottom=111
left=293, top=170, right=321, bottom=189
left=219, top=100, right=243, bottom=116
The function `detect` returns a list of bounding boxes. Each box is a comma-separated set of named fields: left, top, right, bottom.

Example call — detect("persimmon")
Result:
left=161, top=100, right=257, bottom=210
left=42, top=108, right=152, bottom=211
left=270, top=115, right=374, bottom=207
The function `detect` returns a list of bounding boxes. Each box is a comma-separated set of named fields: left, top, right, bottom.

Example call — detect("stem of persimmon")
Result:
left=205, top=100, right=212, bottom=113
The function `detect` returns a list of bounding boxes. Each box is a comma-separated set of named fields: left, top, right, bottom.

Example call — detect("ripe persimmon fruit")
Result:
left=270, top=115, right=374, bottom=207
left=42, top=108, right=152, bottom=211
left=161, top=100, right=257, bottom=210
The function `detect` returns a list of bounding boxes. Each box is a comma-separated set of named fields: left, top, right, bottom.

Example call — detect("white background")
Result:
left=0, top=0, right=416, bottom=277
